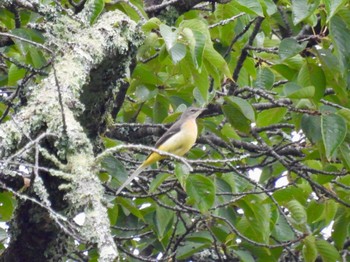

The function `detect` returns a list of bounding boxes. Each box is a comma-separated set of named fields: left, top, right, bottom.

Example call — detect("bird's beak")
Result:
left=197, top=108, right=205, bottom=117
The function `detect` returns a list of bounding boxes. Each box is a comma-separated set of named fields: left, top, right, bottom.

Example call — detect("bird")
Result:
left=116, top=107, right=204, bottom=195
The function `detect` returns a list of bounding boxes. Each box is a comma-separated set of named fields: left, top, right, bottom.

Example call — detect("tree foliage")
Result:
left=0, top=0, right=350, bottom=261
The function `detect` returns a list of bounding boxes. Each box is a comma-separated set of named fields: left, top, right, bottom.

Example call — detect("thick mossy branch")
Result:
left=0, top=10, right=143, bottom=261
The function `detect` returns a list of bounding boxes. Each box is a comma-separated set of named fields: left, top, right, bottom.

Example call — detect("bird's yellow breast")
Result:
left=142, top=118, right=198, bottom=167
left=158, top=118, right=198, bottom=156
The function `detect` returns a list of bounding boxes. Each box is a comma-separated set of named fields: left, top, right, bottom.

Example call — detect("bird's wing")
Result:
left=154, top=120, right=183, bottom=148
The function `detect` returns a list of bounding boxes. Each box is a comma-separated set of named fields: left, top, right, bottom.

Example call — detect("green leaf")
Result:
left=149, top=173, right=172, bottom=193
left=323, top=200, right=338, bottom=226
left=279, top=38, right=307, bottom=60
left=159, top=24, right=176, bottom=51
left=192, top=30, right=206, bottom=69
left=235, top=0, right=263, bottom=16
left=222, top=103, right=251, bottom=133
left=203, top=46, right=231, bottom=79
left=225, top=97, right=255, bottom=122
left=101, top=136, right=119, bottom=148
left=303, top=235, right=318, bottom=262
left=301, top=115, right=322, bottom=143
left=155, top=205, right=174, bottom=239
left=292, top=0, right=319, bottom=25
left=10, top=28, right=45, bottom=55
left=259, top=0, right=277, bottom=16
left=142, top=17, right=161, bottom=32
left=286, top=200, right=307, bottom=229
left=169, top=42, right=186, bottom=64
left=324, top=0, right=348, bottom=22
left=254, top=67, right=275, bottom=89
left=271, top=64, right=298, bottom=80
left=101, top=156, right=127, bottom=185
left=153, top=94, right=169, bottom=123
left=8, top=64, right=26, bottom=86
left=329, top=15, right=350, bottom=70
left=174, top=163, right=191, bottom=189
left=272, top=215, right=295, bottom=242
left=107, top=202, right=118, bottom=226
left=29, top=47, right=46, bottom=68
left=89, top=0, right=104, bottom=25
left=133, top=64, right=160, bottom=85
left=117, top=198, right=144, bottom=220
left=301, top=63, right=326, bottom=102
left=236, top=250, right=255, bottom=262
left=256, top=108, right=287, bottom=127
left=176, top=232, right=212, bottom=260
left=287, top=85, right=315, bottom=99
left=332, top=207, right=350, bottom=249
left=321, top=113, right=347, bottom=159
left=315, top=239, right=341, bottom=262
left=0, top=192, right=15, bottom=221
left=186, top=174, right=215, bottom=213
left=339, top=143, right=350, bottom=170
left=237, top=195, right=271, bottom=243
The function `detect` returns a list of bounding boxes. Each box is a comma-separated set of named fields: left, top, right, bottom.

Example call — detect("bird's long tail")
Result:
left=116, top=164, right=147, bottom=195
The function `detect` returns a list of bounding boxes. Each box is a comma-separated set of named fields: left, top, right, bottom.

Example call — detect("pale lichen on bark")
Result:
left=0, top=7, right=143, bottom=261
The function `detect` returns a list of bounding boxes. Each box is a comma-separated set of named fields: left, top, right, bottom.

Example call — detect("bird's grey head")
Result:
left=180, top=107, right=205, bottom=119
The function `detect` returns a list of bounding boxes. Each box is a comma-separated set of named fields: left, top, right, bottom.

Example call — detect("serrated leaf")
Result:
left=176, top=234, right=211, bottom=260
left=8, top=64, right=26, bottom=86
left=225, top=96, right=255, bottom=122
left=236, top=250, right=255, bottom=262
left=323, top=200, right=338, bottom=226
left=259, top=0, right=277, bottom=16
left=153, top=94, right=169, bottom=123
left=89, top=0, right=104, bottom=25
left=192, top=30, right=206, bottom=69
left=279, top=38, right=307, bottom=60
left=271, top=64, right=298, bottom=80
left=155, top=205, right=174, bottom=239
left=222, top=103, right=251, bottom=133
left=186, top=174, right=215, bottom=213
left=29, top=47, right=46, bottom=68
left=142, top=17, right=161, bottom=32
left=324, top=0, right=347, bottom=22
left=292, top=0, right=319, bottom=25
left=321, top=113, right=347, bottom=159
left=288, top=86, right=315, bottom=99
left=117, top=198, right=144, bottom=220
left=256, top=108, right=287, bottom=127
left=301, top=115, right=322, bottom=143
left=10, top=28, right=45, bottom=55
left=330, top=15, right=350, bottom=71
left=107, top=203, right=118, bottom=226
left=332, top=207, right=350, bottom=249
left=175, top=163, right=191, bottom=189
left=303, top=235, right=318, bottom=262
left=235, top=0, right=263, bottom=16
left=297, top=62, right=326, bottom=102
left=339, top=143, right=350, bottom=169
left=169, top=42, right=186, bottom=64
left=101, top=156, right=127, bottom=184
left=254, top=67, right=275, bottom=89
left=203, top=46, right=231, bottom=79
left=286, top=199, right=307, bottom=225
left=272, top=215, right=295, bottom=242
left=159, top=24, right=176, bottom=51
left=316, top=239, right=341, bottom=262
left=237, top=195, right=271, bottom=243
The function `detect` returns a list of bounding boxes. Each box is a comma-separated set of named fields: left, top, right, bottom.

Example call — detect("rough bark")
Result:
left=0, top=7, right=143, bottom=261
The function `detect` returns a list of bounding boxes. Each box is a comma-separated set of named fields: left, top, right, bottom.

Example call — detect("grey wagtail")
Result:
left=116, top=107, right=204, bottom=195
